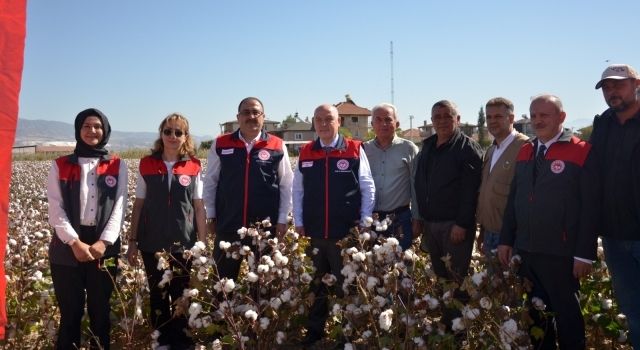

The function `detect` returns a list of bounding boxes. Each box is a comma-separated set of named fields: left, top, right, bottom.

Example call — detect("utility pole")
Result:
left=390, top=41, right=394, bottom=105
left=409, top=114, right=414, bottom=142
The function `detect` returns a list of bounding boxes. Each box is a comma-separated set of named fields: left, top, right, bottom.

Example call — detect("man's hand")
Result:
left=497, top=245, right=513, bottom=266
left=70, top=240, right=95, bottom=262
left=276, top=223, right=288, bottom=236
left=89, top=240, right=107, bottom=259
left=573, top=259, right=593, bottom=279
left=295, top=226, right=305, bottom=237
left=126, top=241, right=139, bottom=266
left=412, top=219, right=424, bottom=238
left=450, top=224, right=466, bottom=244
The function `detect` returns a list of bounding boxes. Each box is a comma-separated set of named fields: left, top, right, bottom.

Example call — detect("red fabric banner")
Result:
left=0, top=0, right=28, bottom=340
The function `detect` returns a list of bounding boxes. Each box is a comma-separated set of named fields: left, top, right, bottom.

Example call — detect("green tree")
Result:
left=578, top=125, right=593, bottom=140
left=477, top=106, right=491, bottom=148
left=339, top=127, right=352, bottom=138
left=283, top=114, right=296, bottom=124
left=199, top=140, right=213, bottom=150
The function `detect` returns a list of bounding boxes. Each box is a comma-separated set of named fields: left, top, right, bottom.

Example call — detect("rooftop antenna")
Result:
left=390, top=41, right=395, bottom=104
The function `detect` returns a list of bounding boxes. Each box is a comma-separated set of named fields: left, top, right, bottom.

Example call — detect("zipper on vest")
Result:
left=324, top=152, right=329, bottom=239
left=243, top=151, right=250, bottom=227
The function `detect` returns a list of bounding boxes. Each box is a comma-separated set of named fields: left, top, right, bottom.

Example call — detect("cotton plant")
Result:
left=176, top=219, right=312, bottom=349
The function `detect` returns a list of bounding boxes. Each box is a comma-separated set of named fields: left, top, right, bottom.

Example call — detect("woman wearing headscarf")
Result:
left=126, top=113, right=206, bottom=350
left=47, top=108, right=128, bottom=349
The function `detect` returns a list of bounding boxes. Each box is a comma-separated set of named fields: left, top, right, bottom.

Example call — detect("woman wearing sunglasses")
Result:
left=127, top=113, right=206, bottom=350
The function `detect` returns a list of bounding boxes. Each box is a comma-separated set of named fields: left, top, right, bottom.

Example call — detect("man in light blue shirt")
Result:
left=364, top=103, right=418, bottom=250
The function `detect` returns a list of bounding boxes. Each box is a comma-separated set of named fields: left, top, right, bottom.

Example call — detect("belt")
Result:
left=375, top=204, right=410, bottom=217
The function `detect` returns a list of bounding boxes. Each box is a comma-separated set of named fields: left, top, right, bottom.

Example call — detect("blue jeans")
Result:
left=483, top=229, right=501, bottom=255
left=602, top=237, right=640, bottom=347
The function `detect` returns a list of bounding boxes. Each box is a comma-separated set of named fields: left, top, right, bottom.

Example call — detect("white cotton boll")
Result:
left=359, top=231, right=371, bottom=241
left=219, top=241, right=231, bottom=250
left=237, top=227, right=248, bottom=236
left=352, top=251, right=366, bottom=262
left=618, top=330, right=628, bottom=343
left=602, top=298, right=613, bottom=310
left=300, top=273, right=313, bottom=284
left=510, top=254, right=522, bottom=264
left=276, top=331, right=286, bottom=344
left=401, top=278, right=413, bottom=289
left=188, top=302, right=202, bottom=319
left=345, top=247, right=358, bottom=255
left=472, top=270, right=487, bottom=286
left=531, top=297, right=546, bottom=311
left=362, top=330, right=372, bottom=339
left=244, top=309, right=258, bottom=321
left=259, top=317, right=270, bottom=330
left=322, top=274, right=337, bottom=286
left=379, top=309, right=394, bottom=331
left=312, top=247, right=319, bottom=255
left=462, top=306, right=480, bottom=320
left=246, top=272, right=259, bottom=283
left=151, top=330, right=161, bottom=340
left=223, top=279, right=235, bottom=293
left=156, top=256, right=168, bottom=271
left=374, top=296, right=387, bottom=308
left=262, top=218, right=272, bottom=227
left=451, top=317, right=465, bottom=332
left=363, top=216, right=374, bottom=226
left=270, top=297, right=282, bottom=310
left=413, top=337, right=425, bottom=346
left=158, top=270, right=172, bottom=288
left=366, top=276, right=379, bottom=290
left=257, top=264, right=270, bottom=273
left=480, top=297, right=492, bottom=309
left=280, top=289, right=292, bottom=303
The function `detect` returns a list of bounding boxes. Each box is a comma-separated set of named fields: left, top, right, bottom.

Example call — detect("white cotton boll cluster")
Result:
left=379, top=309, right=394, bottom=331
left=261, top=218, right=272, bottom=227
left=500, top=319, right=519, bottom=347
left=213, top=278, right=235, bottom=294
left=237, top=227, right=247, bottom=238
left=218, top=241, right=231, bottom=251
left=246, top=271, right=259, bottom=283
left=190, top=241, right=206, bottom=258
left=366, top=276, right=379, bottom=290
left=273, top=251, right=289, bottom=266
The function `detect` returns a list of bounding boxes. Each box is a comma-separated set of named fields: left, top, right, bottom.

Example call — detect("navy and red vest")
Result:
left=49, top=154, right=122, bottom=266
left=215, top=130, right=284, bottom=233
left=501, top=134, right=598, bottom=259
left=136, top=153, right=201, bottom=253
left=299, top=136, right=362, bottom=239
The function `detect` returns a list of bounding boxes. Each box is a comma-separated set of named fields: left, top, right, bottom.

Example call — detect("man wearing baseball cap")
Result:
left=590, top=63, right=640, bottom=347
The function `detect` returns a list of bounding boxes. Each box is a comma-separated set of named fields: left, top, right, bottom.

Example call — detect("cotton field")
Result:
left=3, top=159, right=631, bottom=349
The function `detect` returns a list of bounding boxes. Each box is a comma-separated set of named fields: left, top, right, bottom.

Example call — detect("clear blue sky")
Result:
left=18, top=1, right=640, bottom=138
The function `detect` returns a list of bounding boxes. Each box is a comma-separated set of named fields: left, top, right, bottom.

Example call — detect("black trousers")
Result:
left=518, top=251, right=586, bottom=349
left=306, top=237, right=344, bottom=338
left=51, top=258, right=117, bottom=350
left=213, top=231, right=256, bottom=280
left=141, top=251, right=193, bottom=349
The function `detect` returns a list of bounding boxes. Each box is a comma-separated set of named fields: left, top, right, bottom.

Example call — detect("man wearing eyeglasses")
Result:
left=203, top=97, right=293, bottom=281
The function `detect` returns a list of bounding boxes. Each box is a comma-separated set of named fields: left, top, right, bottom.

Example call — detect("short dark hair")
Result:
left=237, top=97, right=264, bottom=112
left=431, top=100, right=459, bottom=117
left=486, top=97, right=514, bottom=113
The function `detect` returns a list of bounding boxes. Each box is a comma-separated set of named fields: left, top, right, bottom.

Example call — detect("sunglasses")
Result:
left=162, top=128, right=185, bottom=137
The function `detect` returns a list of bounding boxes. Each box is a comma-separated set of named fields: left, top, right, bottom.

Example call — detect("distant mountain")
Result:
left=14, top=119, right=214, bottom=150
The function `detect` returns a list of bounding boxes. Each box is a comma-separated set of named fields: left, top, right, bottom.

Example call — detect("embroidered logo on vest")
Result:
left=550, top=160, right=565, bottom=174
left=105, top=175, right=117, bottom=188
left=302, top=161, right=313, bottom=168
left=336, top=159, right=349, bottom=171
left=258, top=149, right=271, bottom=161
left=221, top=148, right=234, bottom=155
left=179, top=175, right=192, bottom=186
